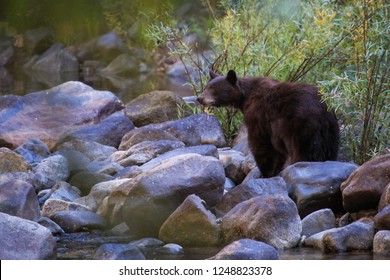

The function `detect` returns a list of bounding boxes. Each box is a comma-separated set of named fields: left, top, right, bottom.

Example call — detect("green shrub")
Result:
left=149, top=0, right=389, bottom=162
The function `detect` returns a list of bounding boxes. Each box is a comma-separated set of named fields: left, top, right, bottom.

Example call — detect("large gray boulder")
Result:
left=221, top=195, right=302, bottom=249
left=0, top=81, right=124, bottom=150
left=0, top=212, right=56, bottom=259
left=159, top=194, right=221, bottom=246
left=55, top=110, right=134, bottom=148
left=280, top=161, right=358, bottom=217
left=301, top=208, right=336, bottom=238
left=215, top=177, right=288, bottom=217
left=118, top=114, right=226, bottom=150
left=98, top=153, right=225, bottom=237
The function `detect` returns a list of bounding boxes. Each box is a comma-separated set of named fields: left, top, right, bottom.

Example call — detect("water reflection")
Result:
left=1, top=63, right=194, bottom=104
left=279, top=247, right=373, bottom=260
left=57, top=232, right=382, bottom=260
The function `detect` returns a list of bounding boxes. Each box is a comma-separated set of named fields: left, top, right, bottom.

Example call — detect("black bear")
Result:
left=198, top=70, right=340, bottom=178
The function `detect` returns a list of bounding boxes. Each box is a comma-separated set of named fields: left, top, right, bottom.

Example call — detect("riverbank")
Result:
left=0, top=81, right=389, bottom=260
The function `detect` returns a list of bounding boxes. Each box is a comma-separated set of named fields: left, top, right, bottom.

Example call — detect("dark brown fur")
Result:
left=198, top=70, right=340, bottom=178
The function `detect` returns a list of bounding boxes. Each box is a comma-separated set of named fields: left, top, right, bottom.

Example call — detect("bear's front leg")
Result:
left=251, top=145, right=286, bottom=178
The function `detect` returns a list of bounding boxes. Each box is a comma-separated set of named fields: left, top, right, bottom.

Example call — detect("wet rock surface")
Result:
left=281, top=161, right=358, bottom=217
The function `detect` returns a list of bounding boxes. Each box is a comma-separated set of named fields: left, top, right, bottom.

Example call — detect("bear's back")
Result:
left=242, top=79, right=324, bottom=122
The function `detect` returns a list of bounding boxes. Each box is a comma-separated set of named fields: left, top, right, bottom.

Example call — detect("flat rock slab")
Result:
left=0, top=81, right=123, bottom=150
left=119, top=113, right=227, bottom=150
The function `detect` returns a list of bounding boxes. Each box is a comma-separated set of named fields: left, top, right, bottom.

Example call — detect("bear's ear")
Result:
left=209, top=70, right=219, bottom=80
left=226, top=70, right=237, bottom=85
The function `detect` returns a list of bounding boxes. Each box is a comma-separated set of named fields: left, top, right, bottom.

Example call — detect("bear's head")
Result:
left=197, top=70, right=242, bottom=108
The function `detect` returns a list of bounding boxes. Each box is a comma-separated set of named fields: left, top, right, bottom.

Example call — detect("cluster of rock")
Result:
left=5, top=27, right=147, bottom=82
left=0, top=81, right=389, bottom=260
left=0, top=27, right=194, bottom=99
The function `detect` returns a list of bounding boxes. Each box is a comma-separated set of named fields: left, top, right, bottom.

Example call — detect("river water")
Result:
left=1, top=62, right=193, bottom=104
left=56, top=232, right=382, bottom=260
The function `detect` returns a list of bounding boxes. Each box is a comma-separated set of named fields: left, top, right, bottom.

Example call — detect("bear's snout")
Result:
left=197, top=90, right=215, bottom=106
left=197, top=95, right=205, bottom=105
